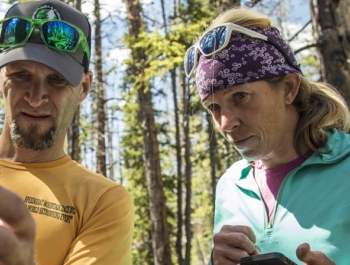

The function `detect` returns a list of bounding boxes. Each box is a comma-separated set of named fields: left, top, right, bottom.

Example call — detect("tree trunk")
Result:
left=310, top=0, right=350, bottom=104
left=137, top=88, right=172, bottom=265
left=206, top=112, right=217, bottom=208
left=106, top=121, right=115, bottom=180
left=75, top=0, right=81, bottom=11
left=210, top=0, right=240, bottom=12
left=67, top=108, right=81, bottom=162
left=168, top=4, right=184, bottom=265
left=181, top=72, right=192, bottom=265
left=94, top=0, right=107, bottom=176
left=125, top=0, right=172, bottom=264
left=67, top=0, right=82, bottom=162
left=173, top=69, right=184, bottom=265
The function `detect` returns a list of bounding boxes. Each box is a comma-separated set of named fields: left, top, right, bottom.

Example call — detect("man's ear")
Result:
left=284, top=73, right=301, bottom=105
left=77, top=71, right=92, bottom=104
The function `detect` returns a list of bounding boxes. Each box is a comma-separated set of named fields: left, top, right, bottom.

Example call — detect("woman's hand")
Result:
left=212, top=225, right=260, bottom=265
left=296, top=243, right=335, bottom=265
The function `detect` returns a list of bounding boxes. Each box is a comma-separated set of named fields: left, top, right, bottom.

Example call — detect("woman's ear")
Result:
left=77, top=71, right=93, bottom=104
left=284, top=73, right=301, bottom=105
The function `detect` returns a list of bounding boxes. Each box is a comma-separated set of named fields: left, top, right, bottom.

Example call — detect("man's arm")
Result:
left=0, top=186, right=37, bottom=265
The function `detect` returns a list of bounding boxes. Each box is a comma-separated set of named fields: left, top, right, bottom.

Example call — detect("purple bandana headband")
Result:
left=195, top=26, right=302, bottom=102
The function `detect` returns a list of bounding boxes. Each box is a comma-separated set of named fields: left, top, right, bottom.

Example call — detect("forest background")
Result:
left=1, top=0, right=350, bottom=264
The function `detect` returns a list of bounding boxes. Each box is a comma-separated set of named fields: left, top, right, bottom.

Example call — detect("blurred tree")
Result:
left=93, top=0, right=107, bottom=176
left=67, top=0, right=81, bottom=162
left=211, top=0, right=240, bottom=12
left=124, top=0, right=172, bottom=264
left=310, top=0, right=350, bottom=104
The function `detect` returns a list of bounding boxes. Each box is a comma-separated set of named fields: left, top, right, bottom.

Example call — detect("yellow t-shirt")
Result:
left=0, top=155, right=134, bottom=265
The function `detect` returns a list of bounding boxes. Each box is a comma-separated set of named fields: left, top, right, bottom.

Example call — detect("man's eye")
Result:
left=207, top=104, right=220, bottom=112
left=49, top=75, right=65, bottom=82
left=14, top=71, right=28, bottom=77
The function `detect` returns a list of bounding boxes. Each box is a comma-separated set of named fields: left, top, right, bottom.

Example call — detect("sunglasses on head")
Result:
left=0, top=16, right=90, bottom=61
left=184, top=22, right=301, bottom=77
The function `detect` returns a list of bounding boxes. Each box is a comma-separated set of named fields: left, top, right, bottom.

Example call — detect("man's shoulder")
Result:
left=69, top=160, right=122, bottom=188
left=63, top=160, right=131, bottom=206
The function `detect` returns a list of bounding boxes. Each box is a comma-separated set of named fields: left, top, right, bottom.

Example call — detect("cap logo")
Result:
left=32, top=4, right=62, bottom=20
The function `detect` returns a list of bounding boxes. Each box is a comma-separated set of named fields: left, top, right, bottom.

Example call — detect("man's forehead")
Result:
left=3, top=61, right=52, bottom=70
left=0, top=62, right=66, bottom=79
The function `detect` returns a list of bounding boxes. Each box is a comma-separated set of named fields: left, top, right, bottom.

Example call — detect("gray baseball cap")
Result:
left=0, top=0, right=91, bottom=86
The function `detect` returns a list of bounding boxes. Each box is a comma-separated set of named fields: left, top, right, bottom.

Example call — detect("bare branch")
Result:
left=245, top=0, right=262, bottom=8
left=294, top=43, right=317, bottom=55
left=288, top=20, right=311, bottom=42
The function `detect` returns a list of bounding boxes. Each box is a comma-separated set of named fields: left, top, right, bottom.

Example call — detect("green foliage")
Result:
left=119, top=95, right=154, bottom=264
left=296, top=47, right=320, bottom=82
left=123, top=28, right=183, bottom=94
left=175, top=0, right=217, bottom=24
left=120, top=2, right=219, bottom=264
left=119, top=86, right=181, bottom=264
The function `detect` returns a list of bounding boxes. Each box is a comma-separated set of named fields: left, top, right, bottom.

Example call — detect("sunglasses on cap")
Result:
left=0, top=16, right=90, bottom=61
left=184, top=22, right=301, bottom=77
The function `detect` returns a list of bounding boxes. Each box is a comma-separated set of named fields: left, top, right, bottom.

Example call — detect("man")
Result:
left=0, top=1, right=134, bottom=264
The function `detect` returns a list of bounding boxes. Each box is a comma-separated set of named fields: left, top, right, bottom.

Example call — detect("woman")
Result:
left=185, top=7, right=349, bottom=265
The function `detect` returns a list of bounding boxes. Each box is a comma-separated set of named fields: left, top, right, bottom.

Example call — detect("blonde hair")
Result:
left=201, top=7, right=350, bottom=154
left=201, top=7, right=273, bottom=37
left=294, top=75, right=350, bottom=153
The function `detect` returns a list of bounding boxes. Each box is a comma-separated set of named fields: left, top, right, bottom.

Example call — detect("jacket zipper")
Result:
left=265, top=171, right=291, bottom=230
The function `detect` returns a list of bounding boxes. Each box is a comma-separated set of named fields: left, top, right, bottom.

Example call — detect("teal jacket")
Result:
left=210, top=129, right=350, bottom=264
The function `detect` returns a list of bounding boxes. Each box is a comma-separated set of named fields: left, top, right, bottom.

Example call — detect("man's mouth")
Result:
left=21, top=112, right=50, bottom=120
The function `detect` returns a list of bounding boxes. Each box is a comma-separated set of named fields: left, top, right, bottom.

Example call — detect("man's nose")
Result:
left=24, top=81, right=49, bottom=107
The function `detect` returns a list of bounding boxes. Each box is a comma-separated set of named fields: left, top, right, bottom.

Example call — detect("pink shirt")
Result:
left=254, top=151, right=313, bottom=223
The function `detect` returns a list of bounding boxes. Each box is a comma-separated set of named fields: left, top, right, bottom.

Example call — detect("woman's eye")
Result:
left=235, top=92, right=247, bottom=100
left=207, top=103, right=220, bottom=112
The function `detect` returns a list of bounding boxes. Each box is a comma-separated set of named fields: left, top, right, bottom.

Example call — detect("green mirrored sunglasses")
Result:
left=0, top=16, right=90, bottom=61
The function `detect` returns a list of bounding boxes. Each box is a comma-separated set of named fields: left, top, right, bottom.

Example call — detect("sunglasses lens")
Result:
left=42, top=21, right=79, bottom=51
left=199, top=26, right=228, bottom=55
left=0, top=18, right=31, bottom=45
left=185, top=46, right=196, bottom=76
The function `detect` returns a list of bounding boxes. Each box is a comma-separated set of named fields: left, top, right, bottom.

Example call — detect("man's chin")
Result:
left=10, top=123, right=57, bottom=151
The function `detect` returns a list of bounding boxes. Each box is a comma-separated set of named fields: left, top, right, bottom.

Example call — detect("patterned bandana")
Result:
left=195, top=26, right=302, bottom=102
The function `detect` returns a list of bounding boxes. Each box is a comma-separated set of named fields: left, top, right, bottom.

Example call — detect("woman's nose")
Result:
left=218, top=107, right=240, bottom=132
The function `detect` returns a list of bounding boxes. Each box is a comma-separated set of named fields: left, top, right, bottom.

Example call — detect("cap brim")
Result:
left=0, top=43, right=84, bottom=87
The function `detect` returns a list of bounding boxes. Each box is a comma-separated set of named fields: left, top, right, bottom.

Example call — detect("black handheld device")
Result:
left=240, top=252, right=298, bottom=265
